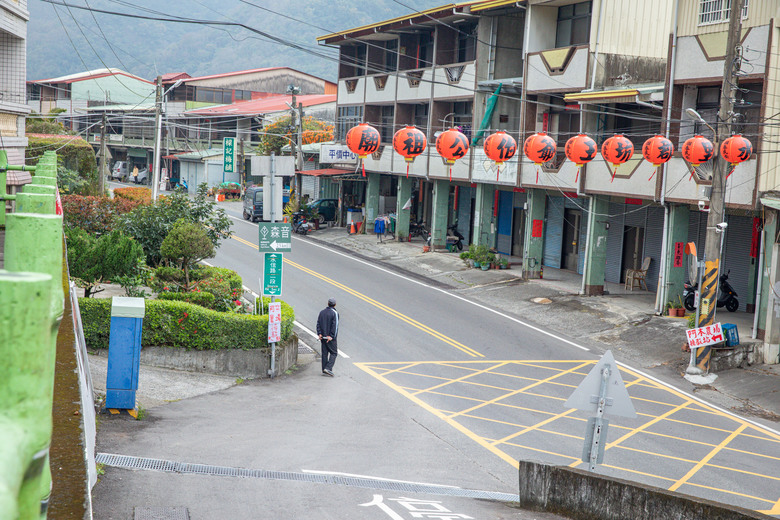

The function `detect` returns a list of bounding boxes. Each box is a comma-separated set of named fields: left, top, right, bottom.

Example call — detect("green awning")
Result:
left=127, top=148, right=149, bottom=158
left=760, top=197, right=780, bottom=211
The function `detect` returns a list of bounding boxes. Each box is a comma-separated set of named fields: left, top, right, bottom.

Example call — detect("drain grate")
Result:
left=297, top=343, right=315, bottom=354
left=98, top=453, right=519, bottom=502
left=134, top=506, right=189, bottom=520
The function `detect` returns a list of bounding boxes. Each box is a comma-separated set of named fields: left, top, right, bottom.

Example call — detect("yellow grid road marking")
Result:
left=759, top=497, right=780, bottom=515
left=413, top=362, right=510, bottom=396
left=491, top=408, right=578, bottom=447
left=668, top=424, right=749, bottom=492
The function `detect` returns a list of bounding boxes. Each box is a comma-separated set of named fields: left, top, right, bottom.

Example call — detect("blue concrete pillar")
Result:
left=396, top=176, right=412, bottom=241
left=583, top=196, right=610, bottom=295
left=106, top=297, right=145, bottom=410
left=431, top=180, right=449, bottom=249
left=474, top=183, right=495, bottom=247
left=522, top=188, right=546, bottom=278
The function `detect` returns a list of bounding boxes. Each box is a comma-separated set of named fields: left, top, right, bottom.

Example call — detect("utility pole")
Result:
left=691, top=0, right=744, bottom=374
left=239, top=137, right=245, bottom=188
left=151, top=75, right=163, bottom=201
left=98, top=111, right=107, bottom=195
left=289, top=91, right=299, bottom=199
left=296, top=102, right=304, bottom=201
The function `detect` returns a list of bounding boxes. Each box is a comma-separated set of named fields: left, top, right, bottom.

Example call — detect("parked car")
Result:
left=110, top=161, right=128, bottom=181
left=309, top=198, right=338, bottom=224
left=242, top=186, right=290, bottom=222
left=132, top=166, right=150, bottom=184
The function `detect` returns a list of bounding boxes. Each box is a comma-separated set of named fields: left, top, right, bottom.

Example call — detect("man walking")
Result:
left=316, top=298, right=339, bottom=377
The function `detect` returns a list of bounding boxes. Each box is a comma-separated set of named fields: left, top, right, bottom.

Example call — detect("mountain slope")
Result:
left=27, top=0, right=442, bottom=82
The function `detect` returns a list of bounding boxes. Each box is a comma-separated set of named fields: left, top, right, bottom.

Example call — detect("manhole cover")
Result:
left=134, top=507, right=190, bottom=520
left=531, top=297, right=552, bottom=304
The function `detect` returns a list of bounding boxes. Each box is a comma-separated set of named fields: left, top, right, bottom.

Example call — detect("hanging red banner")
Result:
left=751, top=217, right=761, bottom=258
left=532, top=219, right=543, bottom=238
left=673, top=242, right=684, bottom=268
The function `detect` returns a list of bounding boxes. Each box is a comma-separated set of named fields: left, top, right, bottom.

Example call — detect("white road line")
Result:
left=298, top=239, right=589, bottom=352
left=300, top=469, right=458, bottom=488
left=297, top=239, right=780, bottom=436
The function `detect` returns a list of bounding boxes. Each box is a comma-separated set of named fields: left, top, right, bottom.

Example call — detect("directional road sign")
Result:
left=257, top=222, right=292, bottom=253
left=564, top=350, right=636, bottom=419
left=262, top=252, right=283, bottom=297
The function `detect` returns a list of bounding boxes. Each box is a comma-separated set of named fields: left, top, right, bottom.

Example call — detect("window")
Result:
left=354, top=45, right=367, bottom=76
left=380, top=105, right=395, bottom=142
left=383, top=40, right=398, bottom=73
left=694, top=86, right=720, bottom=140
left=555, top=2, right=592, bottom=48
left=414, top=103, right=429, bottom=132
left=235, top=90, right=252, bottom=101
left=453, top=101, right=473, bottom=141
left=418, top=32, right=434, bottom=68
left=698, top=0, right=749, bottom=25
left=456, top=22, right=478, bottom=63
left=337, top=105, right=363, bottom=141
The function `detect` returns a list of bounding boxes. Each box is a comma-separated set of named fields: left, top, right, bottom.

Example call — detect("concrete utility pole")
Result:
left=289, top=91, right=298, bottom=198
left=98, top=111, right=107, bottom=195
left=296, top=102, right=304, bottom=201
left=239, top=137, right=245, bottom=187
left=151, top=75, right=163, bottom=201
left=692, top=0, right=744, bottom=374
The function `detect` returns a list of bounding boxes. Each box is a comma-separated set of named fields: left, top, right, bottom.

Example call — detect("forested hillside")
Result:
left=27, top=0, right=442, bottom=81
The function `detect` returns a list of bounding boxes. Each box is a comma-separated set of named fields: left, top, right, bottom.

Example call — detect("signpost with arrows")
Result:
left=257, top=222, right=291, bottom=378
left=258, top=222, right=292, bottom=253
left=564, top=351, right=637, bottom=471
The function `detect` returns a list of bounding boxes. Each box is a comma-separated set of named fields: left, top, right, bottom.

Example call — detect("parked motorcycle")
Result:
left=447, top=221, right=464, bottom=251
left=683, top=270, right=739, bottom=312
left=291, top=212, right=311, bottom=235
left=409, top=220, right=428, bottom=241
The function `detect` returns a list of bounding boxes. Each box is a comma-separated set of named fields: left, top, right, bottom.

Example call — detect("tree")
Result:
left=160, top=220, right=216, bottom=290
left=118, top=183, right=232, bottom=266
left=256, top=115, right=334, bottom=155
left=65, top=228, right=145, bottom=297
left=25, top=109, right=75, bottom=135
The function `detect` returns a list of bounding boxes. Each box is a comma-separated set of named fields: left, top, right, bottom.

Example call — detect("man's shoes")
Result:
left=323, top=369, right=334, bottom=377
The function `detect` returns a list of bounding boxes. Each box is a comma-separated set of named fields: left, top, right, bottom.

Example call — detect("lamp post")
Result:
left=152, top=78, right=183, bottom=201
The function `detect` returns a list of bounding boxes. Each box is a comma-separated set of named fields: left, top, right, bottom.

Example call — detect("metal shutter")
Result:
left=643, top=206, right=665, bottom=292
left=605, top=202, right=625, bottom=283
left=457, top=186, right=473, bottom=246
left=722, top=214, right=754, bottom=312
left=543, top=196, right=565, bottom=268
left=497, top=190, right=513, bottom=255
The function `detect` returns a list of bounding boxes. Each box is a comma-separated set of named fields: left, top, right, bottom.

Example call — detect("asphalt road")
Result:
left=210, top=209, right=780, bottom=516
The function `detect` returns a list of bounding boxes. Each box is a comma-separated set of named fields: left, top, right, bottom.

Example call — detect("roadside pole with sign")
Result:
left=223, top=137, right=235, bottom=183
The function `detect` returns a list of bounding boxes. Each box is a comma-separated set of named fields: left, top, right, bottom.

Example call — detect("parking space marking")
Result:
left=357, top=359, right=780, bottom=514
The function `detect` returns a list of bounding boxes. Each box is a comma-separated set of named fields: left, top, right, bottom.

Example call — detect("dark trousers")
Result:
left=321, top=339, right=338, bottom=371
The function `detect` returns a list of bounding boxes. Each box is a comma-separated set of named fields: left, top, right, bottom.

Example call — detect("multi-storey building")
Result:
left=1, top=0, right=31, bottom=190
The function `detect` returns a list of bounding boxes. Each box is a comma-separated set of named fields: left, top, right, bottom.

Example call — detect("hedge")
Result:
left=62, top=195, right=143, bottom=234
left=114, top=186, right=152, bottom=204
left=79, top=297, right=295, bottom=350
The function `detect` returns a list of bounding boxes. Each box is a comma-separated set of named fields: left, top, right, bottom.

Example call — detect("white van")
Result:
left=111, top=161, right=129, bottom=181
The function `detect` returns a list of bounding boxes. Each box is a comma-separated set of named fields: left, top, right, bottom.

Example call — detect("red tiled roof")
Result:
left=26, top=133, right=85, bottom=140
left=185, top=94, right=336, bottom=116
left=298, top=168, right=353, bottom=177
left=161, top=72, right=191, bottom=82
left=180, top=67, right=283, bottom=83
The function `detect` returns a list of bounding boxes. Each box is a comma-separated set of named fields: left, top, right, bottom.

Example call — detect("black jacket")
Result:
left=316, top=306, right=339, bottom=340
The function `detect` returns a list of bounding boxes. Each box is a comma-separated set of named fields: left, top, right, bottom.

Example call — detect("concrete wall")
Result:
left=139, top=335, right=298, bottom=379
left=517, top=459, right=768, bottom=520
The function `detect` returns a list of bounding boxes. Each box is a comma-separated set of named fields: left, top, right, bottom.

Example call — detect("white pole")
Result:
left=753, top=225, right=765, bottom=338
left=152, top=76, right=163, bottom=200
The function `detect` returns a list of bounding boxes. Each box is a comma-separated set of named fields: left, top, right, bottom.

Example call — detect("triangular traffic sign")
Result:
left=564, top=350, right=637, bottom=418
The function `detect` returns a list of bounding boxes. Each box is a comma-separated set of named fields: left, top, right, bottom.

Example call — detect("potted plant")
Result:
left=459, top=250, right=472, bottom=267
left=666, top=301, right=676, bottom=317
left=674, top=300, right=685, bottom=316
left=498, top=257, right=509, bottom=269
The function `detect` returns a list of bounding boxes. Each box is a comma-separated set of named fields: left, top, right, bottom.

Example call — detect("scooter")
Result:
left=291, top=212, right=311, bottom=235
left=447, top=221, right=464, bottom=251
left=409, top=220, right=428, bottom=240
left=683, top=270, right=739, bottom=312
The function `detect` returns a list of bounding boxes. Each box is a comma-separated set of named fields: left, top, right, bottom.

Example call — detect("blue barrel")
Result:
left=106, top=297, right=145, bottom=409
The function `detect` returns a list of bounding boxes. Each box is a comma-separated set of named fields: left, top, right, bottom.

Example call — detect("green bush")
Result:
left=79, top=297, right=295, bottom=350
left=191, top=266, right=242, bottom=292
left=158, top=290, right=216, bottom=309
left=148, top=266, right=185, bottom=292
left=66, top=228, right=145, bottom=297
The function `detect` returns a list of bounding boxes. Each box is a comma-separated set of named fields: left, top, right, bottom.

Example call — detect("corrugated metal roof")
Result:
left=175, top=148, right=224, bottom=161
left=185, top=94, right=336, bottom=116
left=299, top=168, right=353, bottom=177
left=32, top=68, right=153, bottom=85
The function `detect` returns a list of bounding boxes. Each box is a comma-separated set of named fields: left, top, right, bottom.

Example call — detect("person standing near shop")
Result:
left=316, top=298, right=339, bottom=376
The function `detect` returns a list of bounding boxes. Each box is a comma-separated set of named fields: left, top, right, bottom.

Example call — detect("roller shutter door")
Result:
left=722, top=214, right=755, bottom=312
left=605, top=202, right=625, bottom=283
left=643, top=206, right=664, bottom=292
left=543, top=196, right=565, bottom=268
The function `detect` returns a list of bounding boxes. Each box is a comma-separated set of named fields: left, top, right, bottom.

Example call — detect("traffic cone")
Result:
left=349, top=222, right=355, bottom=234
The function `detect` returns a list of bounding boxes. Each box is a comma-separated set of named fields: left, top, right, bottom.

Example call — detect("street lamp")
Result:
left=152, top=78, right=183, bottom=200
left=684, top=108, right=716, bottom=137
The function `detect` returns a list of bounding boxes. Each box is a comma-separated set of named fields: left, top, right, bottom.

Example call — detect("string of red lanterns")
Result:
left=344, top=124, right=752, bottom=185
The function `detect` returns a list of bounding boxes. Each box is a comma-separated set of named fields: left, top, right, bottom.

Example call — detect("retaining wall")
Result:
left=517, top=460, right=769, bottom=520
left=140, top=335, right=299, bottom=379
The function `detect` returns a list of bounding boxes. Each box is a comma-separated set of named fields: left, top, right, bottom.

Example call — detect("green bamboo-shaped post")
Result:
left=0, top=271, right=54, bottom=519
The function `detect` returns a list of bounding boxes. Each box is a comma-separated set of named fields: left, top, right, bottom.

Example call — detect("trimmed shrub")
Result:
left=114, top=186, right=152, bottom=204
left=158, top=291, right=216, bottom=309
left=79, top=298, right=295, bottom=350
left=191, top=266, right=242, bottom=292
left=62, top=195, right=142, bottom=235
left=66, top=228, right=145, bottom=297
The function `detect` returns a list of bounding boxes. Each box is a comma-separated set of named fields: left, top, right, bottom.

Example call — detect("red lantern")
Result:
left=436, top=128, right=469, bottom=181
left=346, top=123, right=380, bottom=158
left=484, top=131, right=517, bottom=181
left=565, top=134, right=597, bottom=182
left=393, top=126, right=427, bottom=178
left=720, top=135, right=752, bottom=165
left=601, top=134, right=634, bottom=183
left=681, top=135, right=714, bottom=166
left=524, top=132, right=556, bottom=184
left=642, top=135, right=674, bottom=167
left=346, top=123, right=380, bottom=177
left=642, top=135, right=674, bottom=181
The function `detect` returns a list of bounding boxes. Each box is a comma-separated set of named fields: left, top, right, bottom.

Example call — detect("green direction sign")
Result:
left=262, top=252, right=283, bottom=297
left=223, top=137, right=235, bottom=173
left=257, top=222, right=292, bottom=253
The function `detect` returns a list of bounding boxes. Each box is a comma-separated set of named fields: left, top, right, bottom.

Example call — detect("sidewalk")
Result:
left=304, top=224, right=780, bottom=424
